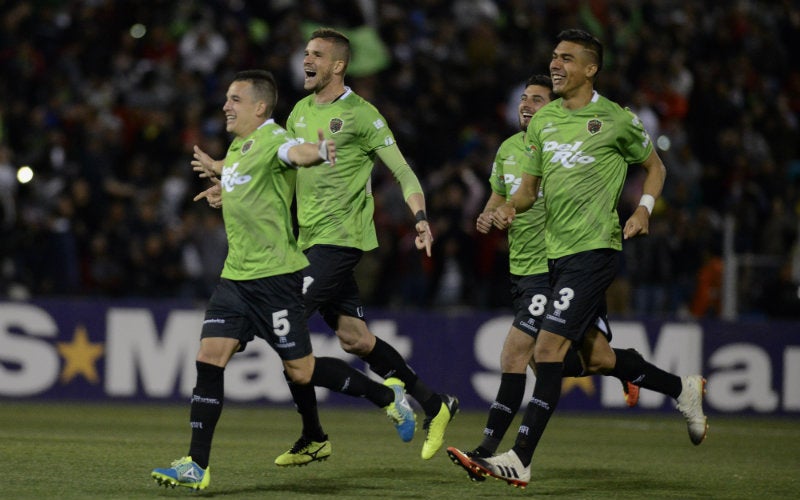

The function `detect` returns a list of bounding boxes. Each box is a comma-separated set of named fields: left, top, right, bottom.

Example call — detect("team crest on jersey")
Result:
left=587, top=119, right=602, bottom=135
left=329, top=117, right=344, bottom=134
left=241, top=139, right=255, bottom=154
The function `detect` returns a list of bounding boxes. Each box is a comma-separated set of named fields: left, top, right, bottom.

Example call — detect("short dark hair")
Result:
left=232, top=69, right=278, bottom=112
left=525, top=74, right=556, bottom=100
left=310, top=28, right=351, bottom=67
left=556, top=29, right=603, bottom=73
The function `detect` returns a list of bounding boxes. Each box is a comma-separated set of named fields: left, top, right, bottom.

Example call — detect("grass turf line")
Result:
left=0, top=401, right=798, bottom=499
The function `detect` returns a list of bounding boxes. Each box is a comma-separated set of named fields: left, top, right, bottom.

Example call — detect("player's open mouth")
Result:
left=305, top=70, right=316, bottom=78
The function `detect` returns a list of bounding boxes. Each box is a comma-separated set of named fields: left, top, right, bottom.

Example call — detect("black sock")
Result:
left=479, top=372, right=526, bottom=454
left=512, top=362, right=563, bottom=467
left=311, top=357, right=394, bottom=407
left=562, top=349, right=585, bottom=377
left=610, top=348, right=682, bottom=398
left=188, top=361, right=224, bottom=469
left=284, top=370, right=326, bottom=442
left=362, top=337, right=442, bottom=417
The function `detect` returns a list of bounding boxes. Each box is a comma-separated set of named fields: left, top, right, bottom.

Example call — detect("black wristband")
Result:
left=415, top=210, right=427, bottom=223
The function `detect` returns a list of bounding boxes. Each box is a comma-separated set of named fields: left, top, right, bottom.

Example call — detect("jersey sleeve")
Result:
left=489, top=156, right=505, bottom=196
left=619, top=108, right=654, bottom=165
left=376, top=144, right=423, bottom=200
left=358, top=102, right=395, bottom=154
left=277, top=137, right=304, bottom=166
left=522, top=126, right=543, bottom=177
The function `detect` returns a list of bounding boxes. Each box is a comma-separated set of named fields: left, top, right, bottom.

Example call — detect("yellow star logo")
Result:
left=57, top=325, right=104, bottom=384
left=562, top=375, right=596, bottom=396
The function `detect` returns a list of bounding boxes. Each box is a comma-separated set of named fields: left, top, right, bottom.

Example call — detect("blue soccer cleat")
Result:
left=383, top=377, right=416, bottom=442
left=151, top=456, right=210, bottom=491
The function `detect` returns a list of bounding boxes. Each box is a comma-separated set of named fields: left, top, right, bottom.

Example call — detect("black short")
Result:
left=510, top=273, right=549, bottom=339
left=201, top=273, right=312, bottom=361
left=510, top=272, right=612, bottom=342
left=302, top=245, right=365, bottom=330
left=541, top=249, right=618, bottom=343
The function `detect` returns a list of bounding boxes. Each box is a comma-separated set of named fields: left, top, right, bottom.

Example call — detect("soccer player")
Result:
left=273, top=27, right=458, bottom=465
left=151, top=70, right=416, bottom=491
left=446, top=74, right=639, bottom=482
left=461, top=29, right=708, bottom=488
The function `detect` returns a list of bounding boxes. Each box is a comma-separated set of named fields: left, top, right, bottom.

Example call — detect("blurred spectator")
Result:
left=178, top=15, right=228, bottom=76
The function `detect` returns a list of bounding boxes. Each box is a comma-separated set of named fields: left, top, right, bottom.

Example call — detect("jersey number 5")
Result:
left=272, top=310, right=290, bottom=336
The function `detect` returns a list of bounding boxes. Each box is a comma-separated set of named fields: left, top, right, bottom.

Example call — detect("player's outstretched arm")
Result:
left=287, top=129, right=336, bottom=167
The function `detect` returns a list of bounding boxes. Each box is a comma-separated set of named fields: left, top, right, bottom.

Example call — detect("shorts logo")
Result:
left=587, top=119, right=602, bottom=134
left=241, top=139, right=255, bottom=154
left=329, top=118, right=344, bottom=134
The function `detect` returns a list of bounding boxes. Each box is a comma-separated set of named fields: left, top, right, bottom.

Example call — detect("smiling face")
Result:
left=518, top=84, right=553, bottom=131
left=549, top=40, right=598, bottom=100
left=303, top=37, right=344, bottom=95
left=222, top=80, right=265, bottom=138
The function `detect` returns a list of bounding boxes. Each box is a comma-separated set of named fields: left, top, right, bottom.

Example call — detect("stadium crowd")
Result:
left=1, top=0, right=799, bottom=318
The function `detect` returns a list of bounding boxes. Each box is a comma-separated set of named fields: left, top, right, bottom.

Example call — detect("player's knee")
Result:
left=284, top=357, right=314, bottom=385
left=584, top=352, right=615, bottom=374
left=284, top=367, right=312, bottom=385
left=338, top=336, right=371, bottom=356
left=500, top=351, right=531, bottom=373
left=336, top=325, right=373, bottom=356
left=532, top=334, right=569, bottom=363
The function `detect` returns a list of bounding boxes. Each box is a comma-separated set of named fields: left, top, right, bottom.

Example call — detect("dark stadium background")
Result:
left=0, top=0, right=798, bottom=320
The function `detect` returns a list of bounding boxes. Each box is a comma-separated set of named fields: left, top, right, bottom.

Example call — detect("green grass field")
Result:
left=1, top=401, right=798, bottom=499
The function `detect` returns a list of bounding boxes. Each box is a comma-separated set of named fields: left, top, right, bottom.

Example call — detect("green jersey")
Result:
left=287, top=88, right=394, bottom=251
left=490, top=131, right=547, bottom=275
left=219, top=119, right=309, bottom=280
left=524, top=92, right=653, bottom=258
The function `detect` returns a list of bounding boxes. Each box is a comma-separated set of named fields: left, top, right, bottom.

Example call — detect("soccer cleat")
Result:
left=622, top=380, right=640, bottom=407
left=446, top=446, right=487, bottom=482
left=676, top=375, right=709, bottom=445
left=274, top=435, right=332, bottom=467
left=151, top=456, right=210, bottom=491
left=421, top=394, right=459, bottom=459
left=383, top=377, right=416, bottom=442
left=620, top=348, right=643, bottom=407
left=470, top=449, right=529, bottom=488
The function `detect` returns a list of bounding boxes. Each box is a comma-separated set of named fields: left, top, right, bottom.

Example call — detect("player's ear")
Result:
left=333, top=59, right=346, bottom=75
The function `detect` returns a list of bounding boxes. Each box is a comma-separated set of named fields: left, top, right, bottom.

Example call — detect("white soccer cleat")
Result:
left=471, top=449, right=529, bottom=488
left=676, top=375, right=708, bottom=445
